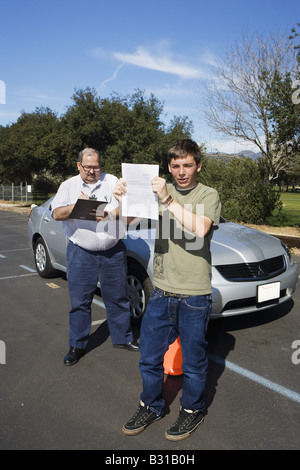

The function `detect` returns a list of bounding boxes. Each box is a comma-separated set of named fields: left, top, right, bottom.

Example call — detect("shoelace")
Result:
left=174, top=409, right=197, bottom=429
left=132, top=405, right=150, bottom=422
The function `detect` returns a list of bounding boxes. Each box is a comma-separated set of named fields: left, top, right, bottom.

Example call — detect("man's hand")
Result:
left=53, top=192, right=90, bottom=221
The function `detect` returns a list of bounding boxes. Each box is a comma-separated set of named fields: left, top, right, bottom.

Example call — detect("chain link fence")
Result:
left=0, top=184, right=49, bottom=203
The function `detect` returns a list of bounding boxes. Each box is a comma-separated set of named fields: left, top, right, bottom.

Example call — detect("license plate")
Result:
left=257, top=282, right=280, bottom=303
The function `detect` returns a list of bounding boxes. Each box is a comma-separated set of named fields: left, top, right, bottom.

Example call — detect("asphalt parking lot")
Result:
left=0, top=210, right=299, bottom=453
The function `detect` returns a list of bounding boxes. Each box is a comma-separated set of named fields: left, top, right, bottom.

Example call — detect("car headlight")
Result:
left=281, top=241, right=292, bottom=261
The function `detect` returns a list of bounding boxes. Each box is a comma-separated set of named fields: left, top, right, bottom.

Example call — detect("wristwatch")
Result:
left=162, top=195, right=174, bottom=206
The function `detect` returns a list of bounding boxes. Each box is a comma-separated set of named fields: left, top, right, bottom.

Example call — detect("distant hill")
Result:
left=206, top=150, right=261, bottom=161
left=237, top=150, right=261, bottom=160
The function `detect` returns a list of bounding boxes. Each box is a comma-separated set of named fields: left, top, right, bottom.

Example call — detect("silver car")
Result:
left=28, top=197, right=298, bottom=321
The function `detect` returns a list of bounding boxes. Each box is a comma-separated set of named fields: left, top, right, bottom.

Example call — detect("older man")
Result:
left=52, top=148, right=138, bottom=366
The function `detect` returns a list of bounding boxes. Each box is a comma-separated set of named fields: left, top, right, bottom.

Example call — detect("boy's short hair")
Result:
left=167, top=139, right=202, bottom=165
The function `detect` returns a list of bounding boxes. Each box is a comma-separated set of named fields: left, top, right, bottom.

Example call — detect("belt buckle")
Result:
left=163, top=290, right=189, bottom=298
left=163, top=291, right=174, bottom=297
left=164, top=291, right=181, bottom=298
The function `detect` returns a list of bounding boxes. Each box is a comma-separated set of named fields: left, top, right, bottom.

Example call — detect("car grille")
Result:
left=215, top=255, right=286, bottom=282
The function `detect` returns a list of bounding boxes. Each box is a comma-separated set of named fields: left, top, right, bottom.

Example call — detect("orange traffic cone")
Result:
left=163, top=337, right=183, bottom=375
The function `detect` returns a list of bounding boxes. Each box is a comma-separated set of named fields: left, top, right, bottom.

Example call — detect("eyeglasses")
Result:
left=80, top=163, right=101, bottom=173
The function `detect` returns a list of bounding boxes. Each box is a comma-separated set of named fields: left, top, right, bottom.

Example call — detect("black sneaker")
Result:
left=122, top=401, right=162, bottom=435
left=165, top=407, right=204, bottom=441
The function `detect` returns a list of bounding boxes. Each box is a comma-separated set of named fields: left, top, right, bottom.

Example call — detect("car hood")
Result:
left=211, top=222, right=285, bottom=265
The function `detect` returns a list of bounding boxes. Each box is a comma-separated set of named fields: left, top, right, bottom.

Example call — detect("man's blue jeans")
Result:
left=139, top=289, right=211, bottom=414
left=66, top=240, right=133, bottom=349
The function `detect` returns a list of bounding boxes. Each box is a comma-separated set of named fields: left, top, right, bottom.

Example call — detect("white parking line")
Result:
left=0, top=248, right=30, bottom=253
left=0, top=273, right=38, bottom=280
left=92, top=298, right=106, bottom=309
left=91, top=299, right=106, bottom=326
left=19, top=265, right=36, bottom=273
left=209, top=353, right=300, bottom=405
left=92, top=319, right=107, bottom=326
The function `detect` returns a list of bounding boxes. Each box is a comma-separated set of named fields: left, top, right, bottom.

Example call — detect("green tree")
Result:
left=201, top=157, right=281, bottom=223
left=0, top=125, right=11, bottom=183
left=103, top=90, right=165, bottom=175
left=0, top=107, right=60, bottom=184
left=267, top=71, right=300, bottom=152
left=59, top=87, right=104, bottom=174
left=60, top=88, right=193, bottom=178
left=0, top=88, right=193, bottom=188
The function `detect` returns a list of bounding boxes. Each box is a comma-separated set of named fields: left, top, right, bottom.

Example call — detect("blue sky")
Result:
left=0, top=0, right=299, bottom=153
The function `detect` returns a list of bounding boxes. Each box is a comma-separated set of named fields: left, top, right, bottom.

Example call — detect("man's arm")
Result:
left=52, top=185, right=87, bottom=221
left=52, top=192, right=87, bottom=221
left=53, top=204, right=75, bottom=221
left=53, top=203, right=120, bottom=222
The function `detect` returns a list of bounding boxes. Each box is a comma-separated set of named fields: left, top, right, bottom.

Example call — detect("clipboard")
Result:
left=69, top=199, right=107, bottom=220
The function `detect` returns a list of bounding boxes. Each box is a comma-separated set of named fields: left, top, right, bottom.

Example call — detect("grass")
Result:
left=266, top=191, right=300, bottom=227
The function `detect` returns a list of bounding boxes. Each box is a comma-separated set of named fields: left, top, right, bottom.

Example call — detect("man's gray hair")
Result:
left=78, top=148, right=101, bottom=164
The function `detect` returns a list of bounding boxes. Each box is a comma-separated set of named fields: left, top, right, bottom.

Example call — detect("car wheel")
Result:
left=34, top=237, right=57, bottom=278
left=127, top=262, right=153, bottom=323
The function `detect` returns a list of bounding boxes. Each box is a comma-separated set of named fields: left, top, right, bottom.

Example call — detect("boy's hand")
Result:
left=151, top=176, right=168, bottom=202
left=113, top=178, right=127, bottom=201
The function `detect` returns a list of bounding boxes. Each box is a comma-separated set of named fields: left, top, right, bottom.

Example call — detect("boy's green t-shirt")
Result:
left=153, top=182, right=221, bottom=296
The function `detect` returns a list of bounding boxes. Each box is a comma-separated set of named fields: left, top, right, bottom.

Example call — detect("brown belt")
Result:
left=156, top=287, right=190, bottom=298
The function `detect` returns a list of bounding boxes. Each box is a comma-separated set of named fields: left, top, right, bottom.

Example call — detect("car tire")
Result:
left=34, top=237, right=57, bottom=278
left=127, top=261, right=153, bottom=324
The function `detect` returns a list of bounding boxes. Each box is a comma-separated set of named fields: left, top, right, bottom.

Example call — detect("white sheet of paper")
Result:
left=121, top=163, right=159, bottom=220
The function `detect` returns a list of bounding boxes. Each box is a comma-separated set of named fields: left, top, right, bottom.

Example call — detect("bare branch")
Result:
left=203, top=31, right=298, bottom=181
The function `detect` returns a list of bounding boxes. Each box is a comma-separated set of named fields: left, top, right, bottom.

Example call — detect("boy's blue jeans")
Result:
left=139, top=289, right=211, bottom=415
